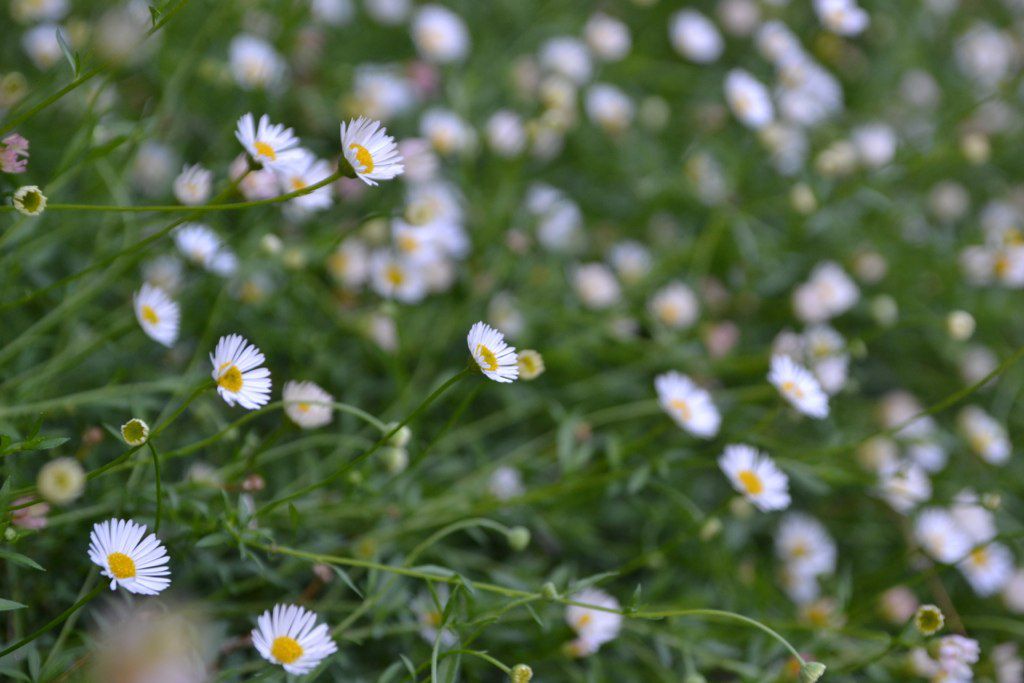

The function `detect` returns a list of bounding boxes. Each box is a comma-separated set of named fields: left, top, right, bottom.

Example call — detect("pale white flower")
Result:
left=607, top=241, right=651, bottom=284
left=670, top=10, right=724, bottom=63
left=958, top=406, right=1011, bottom=465
left=793, top=261, right=859, bottom=323
left=648, top=281, right=699, bottom=330
left=174, top=223, right=237, bottom=277
left=573, top=263, right=621, bottom=310
left=328, top=238, right=370, bottom=289
left=412, top=5, right=470, bottom=63
left=340, top=116, right=404, bottom=186
left=718, top=444, right=791, bottom=512
left=538, top=37, right=592, bottom=85
left=133, top=283, right=180, bottom=348
left=229, top=34, right=286, bottom=91
left=488, top=466, right=525, bottom=501
left=364, top=0, right=410, bottom=25
left=959, top=542, right=1014, bottom=597
left=937, top=635, right=980, bottom=681
left=369, top=250, right=427, bottom=303
left=37, top=457, right=85, bottom=505
left=210, top=334, right=272, bottom=410
left=467, top=321, right=518, bottom=383
left=1004, top=569, right=1024, bottom=613
left=311, top=0, right=354, bottom=26
left=951, top=489, right=997, bottom=544
left=654, top=371, right=721, bottom=439
left=584, top=13, right=631, bottom=62
left=956, top=23, right=1014, bottom=90
left=852, top=123, right=896, bottom=169
left=413, top=586, right=458, bottom=646
left=724, top=69, right=774, bottom=129
left=22, top=23, right=62, bottom=70
left=585, top=83, right=634, bottom=134
left=173, top=163, right=212, bottom=205
left=252, top=604, right=337, bottom=675
left=915, top=509, right=972, bottom=564
left=235, top=113, right=303, bottom=170
left=275, top=150, right=334, bottom=213
left=486, top=110, right=526, bottom=157
left=814, top=0, right=869, bottom=36
left=11, top=0, right=68, bottom=22
left=421, top=108, right=475, bottom=155
left=88, top=518, right=170, bottom=595
left=565, top=588, right=622, bottom=652
left=350, top=65, right=415, bottom=121
left=768, top=354, right=829, bottom=419
left=283, top=380, right=334, bottom=429
left=776, top=513, right=837, bottom=577
left=879, top=462, right=931, bottom=514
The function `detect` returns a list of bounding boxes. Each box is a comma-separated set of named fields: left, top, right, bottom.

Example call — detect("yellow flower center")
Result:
left=270, top=635, right=304, bottom=664
left=349, top=143, right=374, bottom=173
left=398, top=234, right=419, bottom=253
left=782, top=380, right=804, bottom=399
left=141, top=305, right=160, bottom=325
left=254, top=141, right=277, bottom=161
left=217, top=363, right=244, bottom=393
left=290, top=177, right=307, bottom=191
left=670, top=399, right=692, bottom=421
left=791, top=542, right=808, bottom=558
left=386, top=265, right=405, bottom=286
left=575, top=613, right=592, bottom=629
left=995, top=253, right=1010, bottom=278
left=737, top=470, right=764, bottom=495
left=520, top=355, right=538, bottom=375
left=107, top=552, right=137, bottom=579
left=476, top=344, right=499, bottom=372
left=970, top=547, right=989, bottom=567
left=297, top=402, right=310, bottom=413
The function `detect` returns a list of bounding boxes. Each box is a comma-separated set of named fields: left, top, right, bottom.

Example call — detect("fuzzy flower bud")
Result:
left=120, top=418, right=150, bottom=446
left=510, top=663, right=533, bottom=683
left=12, top=185, right=46, bottom=216
left=799, top=662, right=827, bottom=683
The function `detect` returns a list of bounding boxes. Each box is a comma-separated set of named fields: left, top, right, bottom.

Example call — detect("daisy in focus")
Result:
left=467, top=321, right=518, bottom=383
left=252, top=604, right=338, bottom=675
left=340, top=116, right=404, bottom=185
left=719, top=444, right=791, bottom=512
left=210, top=334, right=272, bottom=410
left=654, top=371, right=720, bottom=438
left=133, top=283, right=180, bottom=347
left=769, top=354, right=830, bottom=419
left=282, top=380, right=334, bottom=429
left=88, top=518, right=170, bottom=595
left=235, top=113, right=302, bottom=170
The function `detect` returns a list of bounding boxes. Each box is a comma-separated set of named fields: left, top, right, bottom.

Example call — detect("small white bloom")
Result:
left=174, top=223, right=237, bottom=277
left=879, top=462, right=931, bottom=514
left=365, top=0, right=410, bottom=25
left=229, top=34, right=286, bottom=91
left=275, top=150, right=334, bottom=213
left=133, top=283, right=180, bottom=348
left=607, top=241, right=651, bottom=284
left=252, top=604, right=338, bottom=675
left=488, top=466, right=525, bottom=501
left=467, top=321, right=518, bottom=383
left=565, top=588, right=622, bottom=652
left=235, top=113, right=303, bottom=170
left=654, top=371, right=721, bottom=439
left=915, top=508, right=972, bottom=564
left=340, top=116, right=404, bottom=186
left=719, top=444, right=791, bottom=512
left=584, top=13, right=631, bottom=62
left=648, top=281, right=699, bottom=329
left=311, top=0, right=354, bottom=25
left=724, top=69, right=774, bottom=129
left=11, top=0, right=68, bottom=23
left=769, top=354, right=829, bottom=419
left=814, top=0, right=869, bottom=36
left=412, top=4, right=470, bottom=63
left=283, top=380, right=334, bottom=429
left=369, top=250, right=427, bottom=303
left=852, top=123, right=896, bottom=169
left=421, top=108, right=475, bottom=155
left=486, top=110, right=526, bottom=157
left=88, top=518, right=170, bottom=595
left=670, top=10, right=724, bottom=63
left=950, top=489, right=997, bottom=544
left=776, top=513, right=836, bottom=578
left=173, top=163, right=212, bottom=205
left=937, top=635, right=980, bottom=681
left=22, top=23, right=62, bottom=70
left=210, top=334, right=272, bottom=410
left=573, top=263, right=621, bottom=310
left=12, top=184, right=46, bottom=216
left=37, top=457, right=85, bottom=505
left=958, top=406, right=1011, bottom=465
left=585, top=83, right=634, bottom=134
left=793, top=261, right=859, bottom=323
left=958, top=542, right=1014, bottom=597
left=328, top=238, right=370, bottom=289
left=413, top=586, right=458, bottom=646
left=538, top=37, right=592, bottom=85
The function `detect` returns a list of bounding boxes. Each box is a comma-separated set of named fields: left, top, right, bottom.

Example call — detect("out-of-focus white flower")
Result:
left=488, top=466, right=525, bottom=501
left=724, top=69, right=774, bottom=129
left=37, top=457, right=85, bottom=505
left=11, top=0, right=68, bottom=22
left=1004, top=569, right=1024, bottom=613
left=852, top=123, right=896, bottom=169
left=275, top=150, right=334, bottom=212
left=413, top=586, right=458, bottom=646
left=364, top=0, right=410, bottom=24
left=929, top=180, right=970, bottom=222
left=311, top=0, right=354, bottom=25
left=878, top=586, right=919, bottom=625
left=489, top=291, right=526, bottom=338
left=370, top=250, right=427, bottom=303
left=565, top=588, right=622, bottom=654
left=915, top=508, right=971, bottom=564
left=719, top=444, right=791, bottom=512
left=539, top=37, right=592, bottom=85
left=486, top=110, right=526, bottom=157
left=283, top=380, right=334, bottom=429
left=22, top=24, right=62, bottom=70
left=328, top=238, right=370, bottom=289
left=174, top=223, right=237, bottom=277
left=776, top=513, right=836, bottom=578
left=350, top=65, right=416, bottom=121
left=133, top=283, right=180, bottom=348
left=654, top=371, right=721, bottom=439
left=585, top=83, right=634, bottom=134
left=959, top=542, right=1014, bottom=597
left=648, top=281, right=699, bottom=330
left=173, top=163, right=212, bottom=205
left=792, top=261, right=859, bottom=323
left=421, top=108, right=474, bottom=155
left=717, top=0, right=760, bottom=37
left=229, top=34, right=286, bottom=91
left=814, top=0, right=869, bottom=36
left=573, top=263, right=621, bottom=310
left=879, top=462, right=931, bottom=514
left=669, top=10, right=724, bottom=63
left=584, top=13, right=631, bottom=62
left=956, top=23, right=1015, bottom=90
left=412, top=5, right=470, bottom=63
left=769, top=354, right=829, bottom=419
left=608, top=241, right=651, bottom=284
left=958, top=406, right=1011, bottom=465
left=993, top=644, right=1024, bottom=683
left=937, top=635, right=980, bottom=681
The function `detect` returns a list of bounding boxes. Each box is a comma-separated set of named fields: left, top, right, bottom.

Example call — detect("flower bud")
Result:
left=385, top=422, right=412, bottom=448
left=510, top=663, right=533, bottom=683
left=382, top=446, right=408, bottom=474
left=541, top=582, right=559, bottom=600
left=120, top=418, right=150, bottom=446
left=507, top=526, right=531, bottom=551
left=13, top=185, right=46, bottom=216
left=799, top=662, right=827, bottom=683
left=37, top=457, right=85, bottom=505
left=914, top=604, right=944, bottom=635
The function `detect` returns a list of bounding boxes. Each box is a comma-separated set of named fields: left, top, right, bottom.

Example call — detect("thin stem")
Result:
left=148, top=441, right=163, bottom=533
left=0, top=585, right=103, bottom=658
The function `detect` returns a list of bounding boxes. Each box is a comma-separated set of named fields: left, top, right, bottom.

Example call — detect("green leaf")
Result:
left=0, top=598, right=27, bottom=611
left=0, top=549, right=45, bottom=571
left=55, top=28, right=78, bottom=77
left=329, top=565, right=363, bottom=598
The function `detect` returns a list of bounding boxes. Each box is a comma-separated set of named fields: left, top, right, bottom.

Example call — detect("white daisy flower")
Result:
left=327, top=238, right=371, bottom=289
left=573, top=263, right=621, bottom=310
left=584, top=12, right=631, bottom=62
left=776, top=513, right=836, bottom=578
left=938, top=635, right=980, bottom=682
left=173, top=163, right=212, bottom=205
left=878, top=462, right=932, bottom=514
left=412, top=586, right=458, bottom=646
left=235, top=113, right=303, bottom=170
left=467, top=321, right=518, bottom=383
left=648, top=281, right=700, bottom=329
left=252, top=604, right=338, bottom=675
left=210, top=334, right=272, bottom=410
left=565, top=588, right=622, bottom=652
left=282, top=380, right=334, bottom=429
left=133, top=283, right=180, bottom=348
left=793, top=261, right=860, bottom=323
left=369, top=250, right=427, bottom=304
left=411, top=4, right=470, bottom=64
left=340, top=117, right=404, bottom=186
left=488, top=466, right=525, bottom=501
left=958, top=406, right=1011, bottom=465
left=229, top=34, right=286, bottom=91
left=724, top=69, right=774, bottom=129
left=915, top=508, right=972, bottom=564
left=174, top=223, right=237, bottom=277
left=87, top=518, right=170, bottom=595
left=670, top=9, right=724, bottom=63
left=769, top=354, right=830, bottom=419
left=718, top=444, right=791, bottom=512
left=654, top=371, right=721, bottom=439
left=814, top=0, right=869, bottom=37
left=958, top=542, right=1014, bottom=597
left=275, top=149, right=334, bottom=213
left=951, top=489, right=997, bottom=544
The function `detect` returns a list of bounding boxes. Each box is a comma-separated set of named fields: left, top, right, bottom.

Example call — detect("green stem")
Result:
left=148, top=442, right=163, bottom=533
left=0, top=585, right=103, bottom=658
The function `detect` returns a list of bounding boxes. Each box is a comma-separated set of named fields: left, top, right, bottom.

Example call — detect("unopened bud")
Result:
left=120, top=418, right=150, bottom=446
left=242, top=473, right=265, bottom=492
left=541, top=582, right=559, bottom=600
left=385, top=422, right=412, bottom=448
left=799, top=662, right=827, bottom=683
left=914, top=604, right=944, bottom=635
left=684, top=675, right=708, bottom=683
left=699, top=517, right=722, bottom=541
left=382, top=446, right=408, bottom=474
left=507, top=526, right=531, bottom=551
left=510, top=663, right=533, bottom=683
